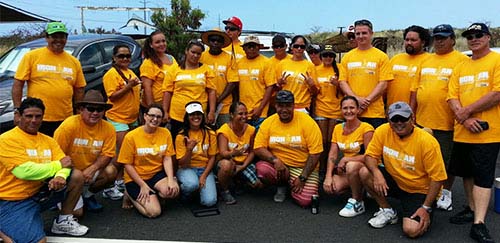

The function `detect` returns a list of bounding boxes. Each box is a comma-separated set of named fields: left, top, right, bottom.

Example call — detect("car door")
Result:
left=78, top=43, right=105, bottom=91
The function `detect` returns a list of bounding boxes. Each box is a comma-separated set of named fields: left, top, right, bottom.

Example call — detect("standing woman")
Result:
left=175, top=101, right=218, bottom=207
left=314, top=45, right=342, bottom=179
left=163, top=40, right=216, bottom=138
left=102, top=44, right=141, bottom=200
left=323, top=96, right=374, bottom=218
left=118, top=104, right=179, bottom=218
left=276, top=35, right=318, bottom=113
left=140, top=30, right=178, bottom=110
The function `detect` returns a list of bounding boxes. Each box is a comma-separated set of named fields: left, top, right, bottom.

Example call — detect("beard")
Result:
left=405, top=45, right=417, bottom=55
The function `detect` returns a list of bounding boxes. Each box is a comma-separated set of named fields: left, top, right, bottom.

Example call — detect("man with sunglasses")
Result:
left=54, top=90, right=117, bottom=213
left=446, top=23, right=500, bottom=243
left=222, top=16, right=245, bottom=60
left=12, top=22, right=86, bottom=137
left=360, top=101, right=446, bottom=238
left=339, top=19, right=393, bottom=129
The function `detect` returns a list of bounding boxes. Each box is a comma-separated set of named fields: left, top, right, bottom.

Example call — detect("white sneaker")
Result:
left=339, top=198, right=365, bottom=217
left=436, top=189, right=453, bottom=211
left=274, top=186, right=286, bottom=203
left=51, top=216, right=89, bottom=236
left=115, top=180, right=125, bottom=192
left=368, top=208, right=398, bottom=228
left=102, top=186, right=124, bottom=200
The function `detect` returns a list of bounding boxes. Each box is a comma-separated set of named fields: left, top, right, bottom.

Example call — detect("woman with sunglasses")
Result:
left=140, top=30, right=178, bottom=112
left=163, top=40, right=216, bottom=138
left=314, top=45, right=342, bottom=180
left=275, top=35, right=318, bottom=114
left=323, top=96, right=374, bottom=218
left=117, top=104, right=179, bottom=218
left=102, top=44, right=142, bottom=202
left=175, top=101, right=218, bottom=207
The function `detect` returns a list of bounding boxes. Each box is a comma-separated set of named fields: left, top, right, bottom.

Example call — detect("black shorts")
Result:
left=380, top=167, right=433, bottom=218
left=359, top=117, right=386, bottom=129
left=39, top=120, right=63, bottom=137
left=125, top=171, right=167, bottom=200
left=449, top=142, right=500, bottom=188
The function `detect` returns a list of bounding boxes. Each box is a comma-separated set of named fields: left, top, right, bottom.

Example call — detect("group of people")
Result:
left=0, top=16, right=499, bottom=243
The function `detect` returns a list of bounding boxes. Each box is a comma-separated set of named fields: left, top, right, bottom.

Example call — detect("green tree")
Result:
left=151, top=0, right=205, bottom=60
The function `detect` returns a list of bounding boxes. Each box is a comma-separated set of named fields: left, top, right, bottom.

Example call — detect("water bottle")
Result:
left=495, top=177, right=500, bottom=213
left=311, top=194, right=319, bottom=214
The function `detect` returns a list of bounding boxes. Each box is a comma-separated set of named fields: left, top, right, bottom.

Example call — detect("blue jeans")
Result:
left=177, top=168, right=217, bottom=207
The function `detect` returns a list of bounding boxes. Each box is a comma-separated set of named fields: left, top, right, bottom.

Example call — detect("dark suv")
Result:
left=0, top=34, right=142, bottom=133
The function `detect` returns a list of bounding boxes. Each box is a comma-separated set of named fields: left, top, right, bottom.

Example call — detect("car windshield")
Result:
left=0, top=47, right=74, bottom=78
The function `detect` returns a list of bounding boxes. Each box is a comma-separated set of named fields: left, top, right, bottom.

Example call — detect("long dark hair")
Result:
left=179, top=40, right=205, bottom=70
left=143, top=30, right=166, bottom=68
left=112, top=44, right=131, bottom=82
left=179, top=101, right=213, bottom=148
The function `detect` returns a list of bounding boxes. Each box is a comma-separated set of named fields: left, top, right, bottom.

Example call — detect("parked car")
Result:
left=0, top=34, right=142, bottom=133
left=238, top=30, right=310, bottom=61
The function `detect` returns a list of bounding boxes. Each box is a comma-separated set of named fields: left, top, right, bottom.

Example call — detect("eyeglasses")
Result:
left=354, top=19, right=373, bottom=30
left=116, top=54, right=131, bottom=59
left=244, top=43, right=259, bottom=49
left=224, top=26, right=239, bottom=32
left=321, top=53, right=335, bottom=58
left=86, top=106, right=105, bottom=113
left=465, top=32, right=485, bottom=40
left=208, top=36, right=224, bottom=43
left=292, top=44, right=306, bottom=49
left=146, top=113, right=163, bottom=120
left=389, top=115, right=410, bottom=123
left=272, top=44, right=285, bottom=49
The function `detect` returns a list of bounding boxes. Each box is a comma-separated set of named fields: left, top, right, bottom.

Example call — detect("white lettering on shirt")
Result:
left=73, top=138, right=89, bottom=146
left=393, top=65, right=408, bottom=71
left=421, top=68, right=436, bottom=75
left=459, top=76, right=475, bottom=85
left=347, top=62, right=362, bottom=69
left=269, top=136, right=286, bottom=143
left=36, top=64, right=56, bottom=72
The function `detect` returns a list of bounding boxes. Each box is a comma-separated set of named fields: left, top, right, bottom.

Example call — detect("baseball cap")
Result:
left=387, top=101, right=412, bottom=120
left=275, top=90, right=294, bottom=103
left=222, top=16, right=243, bottom=30
left=46, top=22, right=68, bottom=35
left=242, top=35, right=262, bottom=47
left=462, top=23, right=491, bottom=37
left=322, top=44, right=336, bottom=54
left=185, top=101, right=204, bottom=114
left=432, top=24, right=454, bottom=37
left=307, top=44, right=323, bottom=53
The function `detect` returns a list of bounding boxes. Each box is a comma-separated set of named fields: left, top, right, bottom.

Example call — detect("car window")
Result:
left=79, top=44, right=104, bottom=67
left=100, top=41, right=135, bottom=64
left=0, top=47, right=31, bottom=74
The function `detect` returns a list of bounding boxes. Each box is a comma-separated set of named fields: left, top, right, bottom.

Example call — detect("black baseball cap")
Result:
left=275, top=90, right=294, bottom=103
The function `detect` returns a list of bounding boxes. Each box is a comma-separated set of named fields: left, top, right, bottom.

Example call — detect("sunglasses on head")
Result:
left=208, top=36, right=224, bottom=43
left=390, top=115, right=410, bottom=123
left=321, top=53, right=335, bottom=58
left=86, top=106, right=105, bottom=113
left=466, top=32, right=485, bottom=40
left=354, top=19, right=373, bottom=30
left=272, top=44, right=285, bottom=49
left=116, top=54, right=131, bottom=59
left=292, top=44, right=306, bottom=49
left=224, top=26, right=239, bottom=31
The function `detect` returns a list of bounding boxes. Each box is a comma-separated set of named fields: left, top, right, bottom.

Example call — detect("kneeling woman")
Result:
left=118, top=104, right=179, bottom=218
left=176, top=101, right=218, bottom=207
left=323, top=96, right=374, bottom=217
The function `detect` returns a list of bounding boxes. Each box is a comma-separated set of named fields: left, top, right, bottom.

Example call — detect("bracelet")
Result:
left=421, top=205, right=432, bottom=213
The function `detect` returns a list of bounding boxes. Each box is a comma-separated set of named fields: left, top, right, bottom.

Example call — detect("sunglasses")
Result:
left=465, top=32, right=485, bottom=40
left=208, top=36, right=224, bottom=43
left=244, top=43, right=259, bottom=49
left=292, top=44, right=306, bottom=49
left=224, top=26, right=239, bottom=32
left=86, top=106, right=105, bottom=113
left=147, top=113, right=163, bottom=120
left=308, top=50, right=320, bottom=55
left=116, top=54, right=131, bottom=59
left=347, top=34, right=356, bottom=40
left=321, top=53, right=335, bottom=58
left=390, top=115, right=410, bottom=123
left=272, top=44, right=285, bottom=49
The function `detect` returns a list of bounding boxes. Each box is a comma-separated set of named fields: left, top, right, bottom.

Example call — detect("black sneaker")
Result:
left=449, top=206, right=474, bottom=224
left=470, top=223, right=495, bottom=243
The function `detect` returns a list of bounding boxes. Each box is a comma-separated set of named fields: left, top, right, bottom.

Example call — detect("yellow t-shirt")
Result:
left=366, top=124, right=447, bottom=194
left=54, top=115, right=116, bottom=171
left=117, top=126, right=175, bottom=183
left=15, top=47, right=86, bottom=121
left=216, top=123, right=256, bottom=164
left=276, top=59, right=318, bottom=109
left=331, top=122, right=374, bottom=158
left=0, top=127, right=66, bottom=200
left=200, top=51, right=238, bottom=114
left=387, top=52, right=430, bottom=106
left=232, top=55, right=276, bottom=118
left=162, top=65, right=216, bottom=122
left=268, top=54, right=292, bottom=69
left=413, top=50, right=468, bottom=131
left=254, top=111, right=323, bottom=168
left=175, top=129, right=218, bottom=168
left=339, top=47, right=394, bottom=118
left=223, top=41, right=245, bottom=60
left=447, top=51, right=500, bottom=143
left=103, top=68, right=141, bottom=124
left=140, top=57, right=178, bottom=103
left=315, top=64, right=342, bottom=118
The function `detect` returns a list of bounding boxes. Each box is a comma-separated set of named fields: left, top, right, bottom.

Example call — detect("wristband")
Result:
left=421, top=205, right=432, bottom=213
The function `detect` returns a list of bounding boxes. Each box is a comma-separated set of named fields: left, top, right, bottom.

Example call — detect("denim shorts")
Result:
left=0, top=199, right=45, bottom=243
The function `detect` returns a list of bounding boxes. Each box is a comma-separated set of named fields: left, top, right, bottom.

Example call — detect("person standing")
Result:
left=222, top=16, right=245, bottom=60
left=307, top=44, right=323, bottom=66
left=447, top=23, right=500, bottom=243
left=12, top=22, right=86, bottom=136
left=338, top=19, right=393, bottom=129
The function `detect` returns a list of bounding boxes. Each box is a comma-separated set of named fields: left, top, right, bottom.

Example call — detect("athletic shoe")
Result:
left=102, top=186, right=124, bottom=200
left=449, top=206, right=474, bottom=225
left=470, top=223, right=495, bottom=243
left=436, top=189, right=453, bottom=211
left=273, top=186, right=286, bottom=203
left=339, top=198, right=365, bottom=217
left=115, top=180, right=125, bottom=192
left=221, top=190, right=237, bottom=205
left=51, top=216, right=89, bottom=236
left=368, top=208, right=398, bottom=228
left=83, top=195, right=103, bottom=212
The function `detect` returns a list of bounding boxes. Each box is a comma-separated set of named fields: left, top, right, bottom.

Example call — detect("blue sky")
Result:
left=0, top=0, right=499, bottom=36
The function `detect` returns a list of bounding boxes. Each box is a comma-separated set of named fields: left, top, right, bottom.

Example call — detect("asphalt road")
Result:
left=42, top=166, right=500, bottom=243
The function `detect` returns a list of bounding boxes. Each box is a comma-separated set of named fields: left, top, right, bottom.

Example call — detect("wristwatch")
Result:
left=298, top=175, right=307, bottom=183
left=421, top=205, right=432, bottom=213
